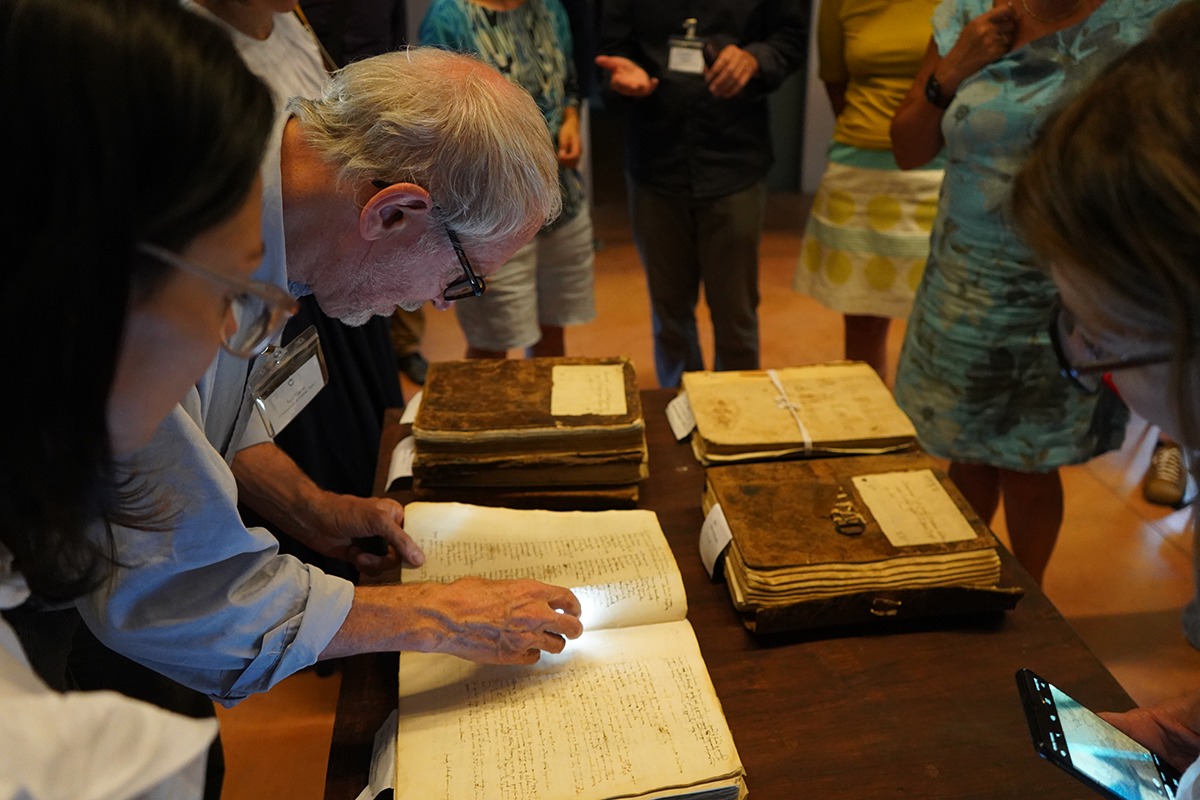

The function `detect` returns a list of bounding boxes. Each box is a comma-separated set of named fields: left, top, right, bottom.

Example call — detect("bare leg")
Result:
left=948, top=460, right=1001, bottom=523
left=999, top=467, right=1063, bottom=586
left=527, top=325, right=565, bottom=358
left=844, top=314, right=891, bottom=379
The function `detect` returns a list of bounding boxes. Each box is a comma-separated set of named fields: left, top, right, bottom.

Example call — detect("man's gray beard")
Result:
left=338, top=298, right=423, bottom=326
left=337, top=308, right=375, bottom=327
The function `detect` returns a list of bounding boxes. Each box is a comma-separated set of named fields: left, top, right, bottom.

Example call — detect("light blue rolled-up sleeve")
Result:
left=76, top=399, right=354, bottom=706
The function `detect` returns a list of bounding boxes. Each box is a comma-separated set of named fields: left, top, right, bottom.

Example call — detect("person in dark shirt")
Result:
left=595, top=1, right=806, bottom=388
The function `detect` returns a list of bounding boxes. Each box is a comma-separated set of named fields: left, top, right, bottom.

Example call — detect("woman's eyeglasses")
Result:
left=137, top=243, right=297, bottom=358
left=1048, top=303, right=1172, bottom=394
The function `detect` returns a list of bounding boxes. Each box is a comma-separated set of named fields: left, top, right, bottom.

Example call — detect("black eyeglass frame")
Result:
left=370, top=180, right=486, bottom=303
left=1048, top=303, right=1173, bottom=394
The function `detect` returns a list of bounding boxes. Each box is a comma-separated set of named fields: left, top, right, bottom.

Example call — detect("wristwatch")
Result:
left=924, top=72, right=953, bottom=110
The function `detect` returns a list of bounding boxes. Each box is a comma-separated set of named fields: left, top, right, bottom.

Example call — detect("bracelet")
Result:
left=924, top=73, right=953, bottom=110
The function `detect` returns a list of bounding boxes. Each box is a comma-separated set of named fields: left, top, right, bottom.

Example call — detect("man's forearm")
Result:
left=231, top=441, right=328, bottom=541
left=317, top=583, right=445, bottom=658
left=318, top=579, right=585, bottom=665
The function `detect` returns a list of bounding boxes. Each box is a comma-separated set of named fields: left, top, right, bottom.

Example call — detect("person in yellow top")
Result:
left=793, top=0, right=944, bottom=380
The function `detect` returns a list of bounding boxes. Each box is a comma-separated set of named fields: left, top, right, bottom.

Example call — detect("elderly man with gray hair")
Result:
left=63, top=47, right=581, bottom=708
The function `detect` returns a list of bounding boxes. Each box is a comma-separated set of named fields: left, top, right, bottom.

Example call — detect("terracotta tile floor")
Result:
left=215, top=191, right=1200, bottom=799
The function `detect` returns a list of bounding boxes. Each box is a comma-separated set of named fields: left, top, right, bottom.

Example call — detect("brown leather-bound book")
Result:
left=683, top=362, right=916, bottom=464
left=703, top=453, right=1021, bottom=633
left=414, top=357, right=645, bottom=455
left=411, top=357, right=648, bottom=494
left=413, top=449, right=648, bottom=487
left=410, top=482, right=640, bottom=510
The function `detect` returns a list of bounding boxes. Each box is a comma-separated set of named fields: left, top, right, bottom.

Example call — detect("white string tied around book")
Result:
left=766, top=369, right=813, bottom=454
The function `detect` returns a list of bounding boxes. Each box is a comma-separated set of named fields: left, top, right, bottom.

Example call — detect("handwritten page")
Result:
left=852, top=469, right=979, bottom=547
left=550, top=364, right=627, bottom=417
left=396, top=620, right=742, bottom=800
left=400, top=503, right=686, bottom=631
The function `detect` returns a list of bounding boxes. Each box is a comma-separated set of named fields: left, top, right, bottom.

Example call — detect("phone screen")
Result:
left=1017, top=669, right=1180, bottom=800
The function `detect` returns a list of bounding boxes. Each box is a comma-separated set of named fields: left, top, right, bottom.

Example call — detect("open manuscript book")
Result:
left=396, top=503, right=745, bottom=800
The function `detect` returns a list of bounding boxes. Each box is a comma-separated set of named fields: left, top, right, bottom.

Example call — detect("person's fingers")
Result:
left=538, top=633, right=567, bottom=655
left=351, top=547, right=405, bottom=575
left=549, top=586, right=582, bottom=618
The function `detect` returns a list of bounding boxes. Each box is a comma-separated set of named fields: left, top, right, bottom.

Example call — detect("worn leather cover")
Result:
left=410, top=482, right=639, bottom=510
left=413, top=357, right=645, bottom=454
left=707, top=453, right=996, bottom=569
left=742, top=584, right=1025, bottom=635
left=705, top=453, right=1022, bottom=633
left=413, top=449, right=649, bottom=487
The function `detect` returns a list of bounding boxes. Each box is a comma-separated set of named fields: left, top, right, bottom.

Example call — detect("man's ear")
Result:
left=360, top=182, right=433, bottom=243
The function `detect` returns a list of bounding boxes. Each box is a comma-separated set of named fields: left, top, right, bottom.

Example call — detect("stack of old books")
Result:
left=410, top=356, right=648, bottom=508
left=702, top=452, right=1022, bottom=634
left=681, top=362, right=916, bottom=464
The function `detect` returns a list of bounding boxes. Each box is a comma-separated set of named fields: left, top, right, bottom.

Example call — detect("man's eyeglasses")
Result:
left=440, top=224, right=486, bottom=302
left=369, top=180, right=485, bottom=302
left=1048, top=303, right=1172, bottom=394
left=136, top=243, right=298, bottom=358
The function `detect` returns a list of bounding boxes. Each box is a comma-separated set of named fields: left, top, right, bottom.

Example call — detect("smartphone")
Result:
left=1016, top=668, right=1181, bottom=799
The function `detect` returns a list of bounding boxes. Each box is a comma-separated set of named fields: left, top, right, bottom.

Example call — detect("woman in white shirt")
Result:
left=0, top=0, right=289, bottom=797
left=1011, top=2, right=1200, bottom=794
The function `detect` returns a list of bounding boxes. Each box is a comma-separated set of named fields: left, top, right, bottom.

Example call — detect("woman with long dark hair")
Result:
left=0, top=0, right=288, bottom=795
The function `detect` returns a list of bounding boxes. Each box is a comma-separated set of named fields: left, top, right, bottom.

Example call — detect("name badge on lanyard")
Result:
left=668, top=17, right=707, bottom=76
left=248, top=325, right=328, bottom=438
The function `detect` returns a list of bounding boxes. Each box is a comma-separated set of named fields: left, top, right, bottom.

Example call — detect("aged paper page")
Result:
left=396, top=620, right=742, bottom=800
left=400, top=503, right=686, bottom=631
left=852, top=469, right=979, bottom=547
left=550, top=363, right=628, bottom=416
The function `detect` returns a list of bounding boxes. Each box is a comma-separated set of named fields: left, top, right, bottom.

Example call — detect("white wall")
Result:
left=800, top=0, right=835, bottom=194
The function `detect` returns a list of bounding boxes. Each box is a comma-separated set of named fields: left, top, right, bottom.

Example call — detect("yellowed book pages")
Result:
left=395, top=503, right=744, bottom=800
left=683, top=362, right=916, bottom=461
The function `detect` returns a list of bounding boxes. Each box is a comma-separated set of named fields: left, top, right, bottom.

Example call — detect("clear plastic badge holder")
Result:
left=249, top=325, right=328, bottom=438
left=668, top=17, right=707, bottom=75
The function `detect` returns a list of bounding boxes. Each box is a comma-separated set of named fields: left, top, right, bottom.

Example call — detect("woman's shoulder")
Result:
left=419, top=0, right=473, bottom=45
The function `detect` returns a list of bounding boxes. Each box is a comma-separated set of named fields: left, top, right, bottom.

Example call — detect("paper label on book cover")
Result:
left=699, top=503, right=733, bottom=578
left=666, top=391, right=696, bottom=441
left=852, top=470, right=978, bottom=547
left=550, top=364, right=627, bottom=416
left=399, top=390, right=422, bottom=424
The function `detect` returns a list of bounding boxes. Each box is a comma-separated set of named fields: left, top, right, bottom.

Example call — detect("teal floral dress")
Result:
left=893, top=0, right=1175, bottom=470
left=419, top=0, right=584, bottom=228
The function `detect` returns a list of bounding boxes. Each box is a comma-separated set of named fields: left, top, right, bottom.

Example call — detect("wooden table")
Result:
left=326, top=390, right=1133, bottom=799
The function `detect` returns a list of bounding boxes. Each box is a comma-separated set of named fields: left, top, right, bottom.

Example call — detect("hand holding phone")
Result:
left=1017, top=669, right=1181, bottom=799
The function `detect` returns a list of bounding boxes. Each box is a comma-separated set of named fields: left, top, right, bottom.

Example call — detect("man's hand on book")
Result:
left=303, top=495, right=426, bottom=575
left=429, top=577, right=584, bottom=664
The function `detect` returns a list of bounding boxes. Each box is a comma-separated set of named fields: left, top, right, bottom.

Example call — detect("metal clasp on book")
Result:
left=870, top=597, right=903, bottom=617
left=829, top=488, right=867, bottom=536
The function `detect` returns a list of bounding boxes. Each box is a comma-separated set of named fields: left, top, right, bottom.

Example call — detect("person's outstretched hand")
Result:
left=595, top=55, right=659, bottom=97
